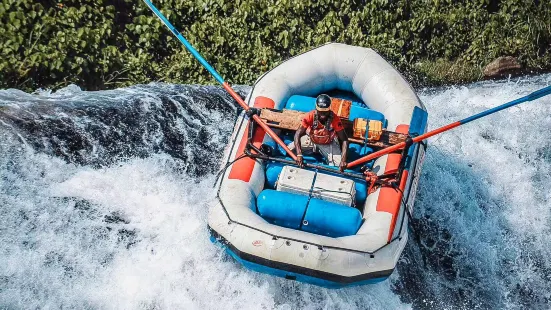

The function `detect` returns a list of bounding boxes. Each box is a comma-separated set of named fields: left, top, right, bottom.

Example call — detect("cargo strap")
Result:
left=299, top=170, right=319, bottom=228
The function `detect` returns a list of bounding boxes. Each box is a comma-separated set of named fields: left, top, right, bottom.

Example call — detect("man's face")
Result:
left=318, top=110, right=330, bottom=122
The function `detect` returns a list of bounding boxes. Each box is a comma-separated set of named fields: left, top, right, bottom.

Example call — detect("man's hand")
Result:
left=339, top=159, right=347, bottom=172
left=296, top=155, right=304, bottom=168
left=294, top=126, right=307, bottom=168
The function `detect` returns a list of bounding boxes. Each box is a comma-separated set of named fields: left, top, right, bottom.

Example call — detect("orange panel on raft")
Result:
left=228, top=96, right=275, bottom=182
left=376, top=124, right=410, bottom=242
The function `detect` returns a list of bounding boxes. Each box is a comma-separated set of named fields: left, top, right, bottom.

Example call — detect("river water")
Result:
left=1, top=75, right=550, bottom=309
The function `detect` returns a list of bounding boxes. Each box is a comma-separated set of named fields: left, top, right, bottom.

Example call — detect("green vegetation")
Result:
left=1, top=0, right=550, bottom=91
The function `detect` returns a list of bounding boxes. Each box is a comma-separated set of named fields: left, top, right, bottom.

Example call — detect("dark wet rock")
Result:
left=483, top=56, right=522, bottom=79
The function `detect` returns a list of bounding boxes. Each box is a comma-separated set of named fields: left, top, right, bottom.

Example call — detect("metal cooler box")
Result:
left=276, top=166, right=356, bottom=206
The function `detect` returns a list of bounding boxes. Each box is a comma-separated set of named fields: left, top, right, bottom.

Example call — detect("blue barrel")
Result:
left=265, top=161, right=285, bottom=189
left=301, top=198, right=363, bottom=238
left=285, top=95, right=317, bottom=112
left=257, top=190, right=309, bottom=229
left=276, top=134, right=294, bottom=156
left=347, top=144, right=375, bottom=171
left=262, top=137, right=278, bottom=156
left=349, top=144, right=373, bottom=158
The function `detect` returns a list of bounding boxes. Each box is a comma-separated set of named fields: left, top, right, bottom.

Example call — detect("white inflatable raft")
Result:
left=208, top=43, right=428, bottom=288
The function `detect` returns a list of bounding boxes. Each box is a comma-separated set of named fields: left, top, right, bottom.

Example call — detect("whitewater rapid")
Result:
left=0, top=76, right=550, bottom=309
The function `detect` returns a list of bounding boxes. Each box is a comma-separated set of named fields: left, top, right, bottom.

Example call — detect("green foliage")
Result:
left=0, top=0, right=550, bottom=91
left=415, top=58, right=483, bottom=85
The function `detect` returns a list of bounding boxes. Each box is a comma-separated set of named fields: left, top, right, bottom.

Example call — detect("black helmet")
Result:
left=316, top=94, right=331, bottom=111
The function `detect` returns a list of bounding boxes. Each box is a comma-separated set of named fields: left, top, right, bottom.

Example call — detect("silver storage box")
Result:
left=276, top=166, right=315, bottom=196
left=312, top=173, right=355, bottom=206
left=276, top=166, right=356, bottom=206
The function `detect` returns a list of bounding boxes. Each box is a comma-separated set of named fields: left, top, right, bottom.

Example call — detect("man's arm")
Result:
left=294, top=126, right=307, bottom=156
left=294, top=126, right=307, bottom=167
left=337, top=129, right=348, bottom=171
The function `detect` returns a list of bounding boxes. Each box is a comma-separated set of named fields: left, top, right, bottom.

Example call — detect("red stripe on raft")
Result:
left=376, top=124, right=410, bottom=242
left=228, top=96, right=275, bottom=182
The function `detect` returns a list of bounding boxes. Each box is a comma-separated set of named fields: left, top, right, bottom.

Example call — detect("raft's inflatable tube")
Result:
left=208, top=43, right=428, bottom=288
left=286, top=95, right=388, bottom=126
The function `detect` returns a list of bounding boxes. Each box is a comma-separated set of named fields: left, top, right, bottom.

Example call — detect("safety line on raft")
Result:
left=142, top=0, right=298, bottom=161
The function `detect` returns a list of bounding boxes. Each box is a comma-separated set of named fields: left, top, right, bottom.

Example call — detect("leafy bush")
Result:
left=0, top=0, right=549, bottom=91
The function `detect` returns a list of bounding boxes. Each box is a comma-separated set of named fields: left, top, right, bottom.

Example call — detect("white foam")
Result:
left=1, top=75, right=550, bottom=308
left=0, top=148, right=407, bottom=309
left=415, top=75, right=551, bottom=306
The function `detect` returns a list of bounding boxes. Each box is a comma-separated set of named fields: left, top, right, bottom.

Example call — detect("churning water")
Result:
left=0, top=76, right=550, bottom=309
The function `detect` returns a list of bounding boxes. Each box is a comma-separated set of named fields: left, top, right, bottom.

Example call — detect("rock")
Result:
left=483, top=56, right=522, bottom=79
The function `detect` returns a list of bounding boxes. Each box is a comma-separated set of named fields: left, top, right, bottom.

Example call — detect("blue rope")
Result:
left=142, top=0, right=225, bottom=84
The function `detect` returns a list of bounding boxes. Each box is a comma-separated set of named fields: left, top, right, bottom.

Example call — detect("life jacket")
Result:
left=308, top=111, right=335, bottom=145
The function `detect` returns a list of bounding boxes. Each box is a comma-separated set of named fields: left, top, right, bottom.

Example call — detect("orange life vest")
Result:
left=308, top=111, right=335, bottom=145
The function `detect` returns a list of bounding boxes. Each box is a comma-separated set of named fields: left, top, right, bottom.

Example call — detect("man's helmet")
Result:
left=315, top=94, right=332, bottom=112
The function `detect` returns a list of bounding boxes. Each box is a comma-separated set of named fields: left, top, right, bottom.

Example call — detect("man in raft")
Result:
left=290, top=94, right=349, bottom=171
